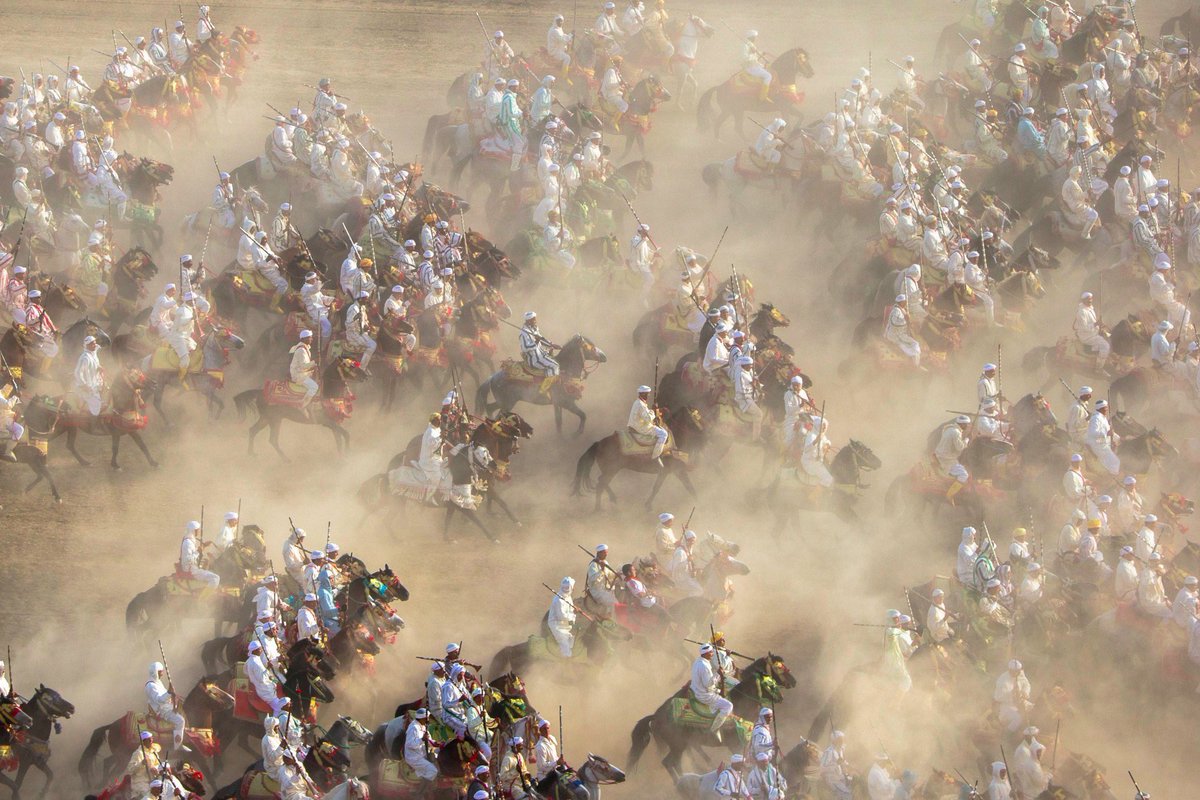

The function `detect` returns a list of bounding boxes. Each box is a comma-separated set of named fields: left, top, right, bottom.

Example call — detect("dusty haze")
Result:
left=1, top=0, right=1197, bottom=797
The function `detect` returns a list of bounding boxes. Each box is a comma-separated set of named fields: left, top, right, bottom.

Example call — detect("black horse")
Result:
left=0, top=685, right=75, bottom=799
left=476, top=335, right=607, bottom=435
left=760, top=439, right=883, bottom=531
left=103, top=248, right=159, bottom=334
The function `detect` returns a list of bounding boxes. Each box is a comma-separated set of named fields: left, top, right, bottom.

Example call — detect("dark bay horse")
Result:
left=233, top=356, right=369, bottom=460
left=571, top=406, right=706, bottom=510
left=476, top=334, right=607, bottom=435
left=22, top=368, right=158, bottom=470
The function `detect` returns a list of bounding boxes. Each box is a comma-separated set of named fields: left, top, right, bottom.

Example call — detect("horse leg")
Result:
left=565, top=401, right=587, bottom=435
left=645, top=469, right=669, bottom=509
left=555, top=404, right=564, bottom=436
left=64, top=429, right=91, bottom=466
left=0, top=770, right=19, bottom=800
left=462, top=508, right=498, bottom=542
left=268, top=419, right=289, bottom=461
left=32, top=465, right=61, bottom=503
left=488, top=492, right=521, bottom=525
left=28, top=757, right=52, bottom=799
left=674, top=467, right=698, bottom=498
left=128, top=431, right=159, bottom=468
left=153, top=383, right=172, bottom=428
left=247, top=415, right=267, bottom=455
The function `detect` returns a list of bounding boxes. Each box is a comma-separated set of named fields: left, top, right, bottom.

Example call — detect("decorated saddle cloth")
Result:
left=617, top=426, right=674, bottom=458
left=262, top=380, right=309, bottom=409
left=667, top=696, right=751, bottom=744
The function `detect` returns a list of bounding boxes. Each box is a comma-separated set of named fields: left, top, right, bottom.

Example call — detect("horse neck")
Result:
left=557, top=338, right=585, bottom=376
left=322, top=366, right=348, bottom=397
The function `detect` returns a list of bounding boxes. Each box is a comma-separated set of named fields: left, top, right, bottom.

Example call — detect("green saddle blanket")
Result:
left=668, top=697, right=752, bottom=745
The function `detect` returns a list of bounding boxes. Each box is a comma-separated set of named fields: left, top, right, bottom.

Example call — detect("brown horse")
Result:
left=233, top=356, right=368, bottom=460
left=76, top=675, right=234, bottom=788
left=571, top=406, right=706, bottom=510
left=696, top=48, right=815, bottom=138
left=22, top=367, right=158, bottom=470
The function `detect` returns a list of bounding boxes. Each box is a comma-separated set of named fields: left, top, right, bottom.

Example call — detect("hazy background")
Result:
left=1, top=0, right=1197, bottom=796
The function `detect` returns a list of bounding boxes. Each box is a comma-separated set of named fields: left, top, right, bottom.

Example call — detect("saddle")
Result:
left=667, top=697, right=752, bottom=743
left=617, top=427, right=675, bottom=459
left=118, top=710, right=175, bottom=750
left=230, top=270, right=277, bottom=307
left=229, top=663, right=274, bottom=723
left=262, top=379, right=310, bottom=409
left=500, top=358, right=555, bottom=389
left=159, top=570, right=215, bottom=597
left=239, top=769, right=281, bottom=800
left=148, top=343, right=202, bottom=375
left=733, top=149, right=775, bottom=179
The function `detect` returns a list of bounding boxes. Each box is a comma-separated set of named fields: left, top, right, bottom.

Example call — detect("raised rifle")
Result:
left=684, top=506, right=696, bottom=530
left=156, top=640, right=178, bottom=707
left=1129, top=771, right=1147, bottom=800
left=710, top=623, right=725, bottom=697
left=683, top=638, right=753, bottom=660
left=576, top=543, right=621, bottom=578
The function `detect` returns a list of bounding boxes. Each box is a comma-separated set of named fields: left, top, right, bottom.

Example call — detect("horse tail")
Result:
left=76, top=722, right=111, bottom=785
left=1021, top=345, right=1052, bottom=374
left=571, top=442, right=600, bottom=496
left=701, top=162, right=721, bottom=195
left=627, top=714, right=655, bottom=773
left=233, top=388, right=260, bottom=422
left=696, top=87, right=717, bottom=132
left=422, top=115, right=440, bottom=159
left=201, top=635, right=232, bottom=674
left=488, top=645, right=512, bottom=677
left=357, top=473, right=388, bottom=509
left=125, top=588, right=156, bottom=633
left=211, top=776, right=246, bottom=800
left=1108, top=374, right=1129, bottom=414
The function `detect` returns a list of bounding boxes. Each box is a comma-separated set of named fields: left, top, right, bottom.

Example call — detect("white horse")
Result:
left=577, top=754, right=627, bottom=800
left=324, top=777, right=370, bottom=800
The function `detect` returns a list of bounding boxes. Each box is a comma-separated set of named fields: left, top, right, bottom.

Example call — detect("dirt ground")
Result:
left=1, top=0, right=1198, bottom=796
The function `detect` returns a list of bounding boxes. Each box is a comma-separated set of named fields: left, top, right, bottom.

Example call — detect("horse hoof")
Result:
left=150, top=461, right=161, bottom=469
left=111, top=464, right=123, bottom=472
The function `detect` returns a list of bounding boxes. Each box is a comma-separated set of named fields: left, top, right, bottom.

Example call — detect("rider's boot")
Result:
left=758, top=82, right=772, bottom=103
left=651, top=440, right=665, bottom=469
left=611, top=111, right=624, bottom=133
left=177, top=363, right=191, bottom=390
left=538, top=375, right=555, bottom=399
left=945, top=480, right=965, bottom=504
left=0, top=440, right=16, bottom=462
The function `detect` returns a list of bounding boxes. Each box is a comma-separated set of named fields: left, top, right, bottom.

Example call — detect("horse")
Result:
left=696, top=49, right=815, bottom=139
left=142, top=325, right=245, bottom=424
left=1021, top=315, right=1152, bottom=384
left=233, top=356, right=369, bottom=460
left=700, top=128, right=822, bottom=216
left=760, top=439, right=883, bottom=530
left=102, top=247, right=160, bottom=334
left=476, top=334, right=607, bottom=435
left=571, top=406, right=707, bottom=510
left=597, top=75, right=673, bottom=159
left=22, top=368, right=159, bottom=470
left=124, top=572, right=246, bottom=641
left=77, top=676, right=233, bottom=788
left=487, top=617, right=636, bottom=678
left=0, top=685, right=75, bottom=799
left=109, top=155, right=175, bottom=250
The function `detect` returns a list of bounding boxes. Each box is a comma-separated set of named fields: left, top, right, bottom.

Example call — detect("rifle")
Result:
left=614, top=188, right=655, bottom=247
left=684, top=506, right=696, bottom=530
left=651, top=357, right=659, bottom=414
left=683, top=638, right=753, bottom=660
left=999, top=745, right=1014, bottom=799
left=4, top=646, right=10, bottom=697
left=156, top=641, right=178, bottom=708
left=576, top=544, right=621, bottom=578
left=1051, top=719, right=1060, bottom=770
left=1129, top=771, right=1146, bottom=799
left=710, top=623, right=725, bottom=697
left=558, top=705, right=565, bottom=761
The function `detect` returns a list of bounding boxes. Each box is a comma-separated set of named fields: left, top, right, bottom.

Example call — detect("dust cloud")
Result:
left=0, top=0, right=1197, bottom=797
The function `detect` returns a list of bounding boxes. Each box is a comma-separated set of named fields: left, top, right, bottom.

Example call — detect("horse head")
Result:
left=481, top=285, right=512, bottom=319
left=848, top=439, right=882, bottom=471
left=756, top=303, right=790, bottom=329
left=30, top=685, right=75, bottom=722
left=582, top=754, right=627, bottom=786
left=350, top=622, right=381, bottom=656
left=85, top=319, right=112, bottom=347
left=333, top=714, right=375, bottom=746
left=576, top=335, right=607, bottom=364
left=1159, top=492, right=1195, bottom=520
left=790, top=48, right=815, bottom=79
left=764, top=652, right=798, bottom=689
left=1145, top=429, right=1178, bottom=460
left=172, top=763, right=207, bottom=796
left=335, top=356, right=370, bottom=383
left=373, top=564, right=411, bottom=602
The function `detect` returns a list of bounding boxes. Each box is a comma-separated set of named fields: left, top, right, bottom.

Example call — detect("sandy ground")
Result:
left=2, top=0, right=1200, bottom=797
